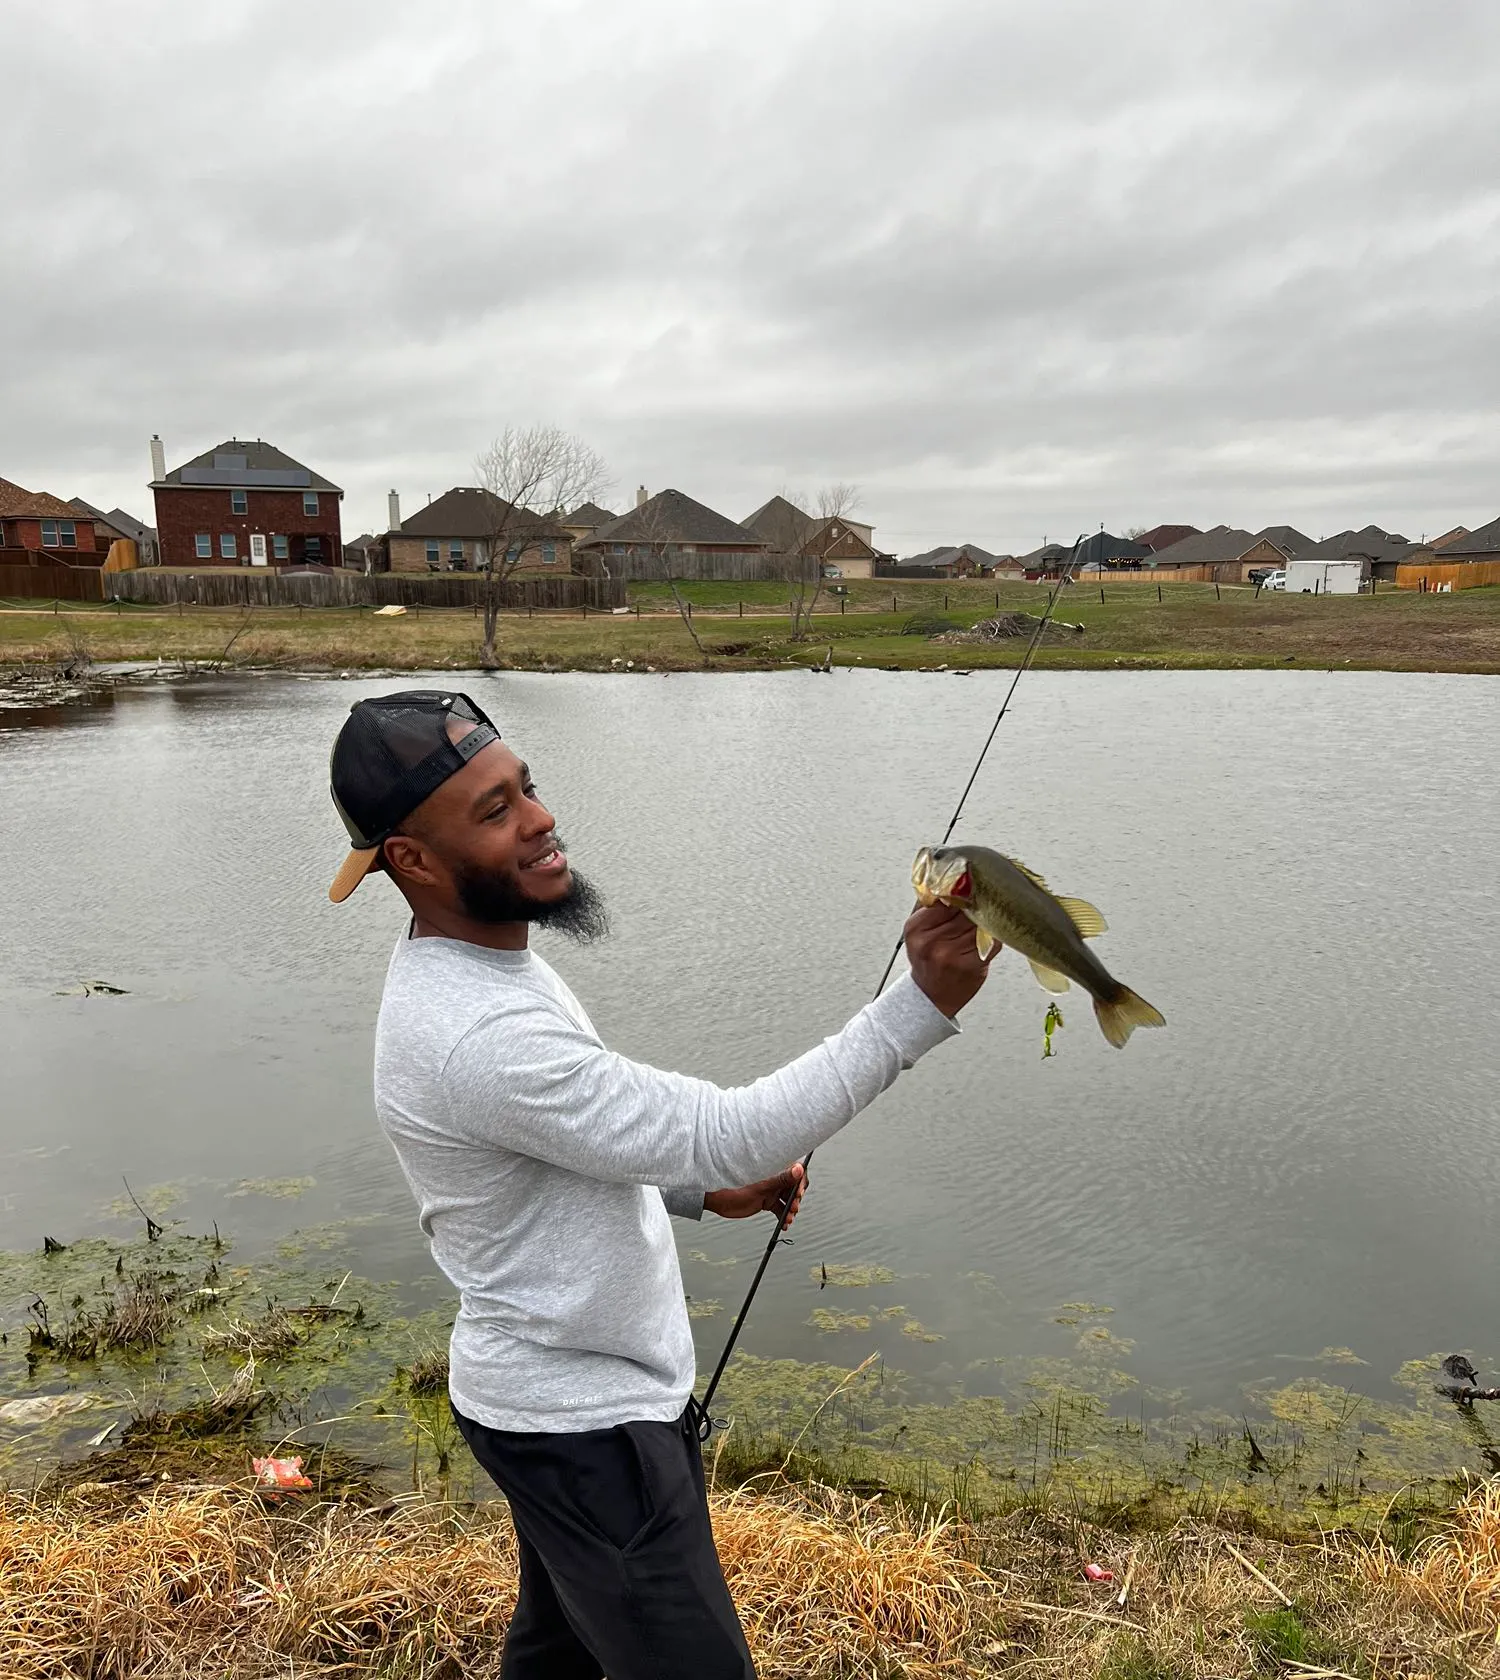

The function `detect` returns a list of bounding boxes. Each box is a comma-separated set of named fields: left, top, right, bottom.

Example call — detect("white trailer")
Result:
left=1284, top=558, right=1367, bottom=595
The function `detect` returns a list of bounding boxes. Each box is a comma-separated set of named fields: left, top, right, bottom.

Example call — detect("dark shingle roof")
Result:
left=1150, top=526, right=1274, bottom=565
left=397, top=487, right=567, bottom=541
left=1256, top=525, right=1314, bottom=555
left=1016, top=542, right=1071, bottom=566
left=1297, top=525, right=1416, bottom=563
left=742, top=496, right=816, bottom=543
left=1439, top=515, right=1500, bottom=555
left=1136, top=523, right=1200, bottom=552
left=1074, top=531, right=1152, bottom=567
left=899, top=543, right=996, bottom=567
left=563, top=501, right=616, bottom=529
left=155, top=439, right=341, bottom=493
left=581, top=489, right=766, bottom=548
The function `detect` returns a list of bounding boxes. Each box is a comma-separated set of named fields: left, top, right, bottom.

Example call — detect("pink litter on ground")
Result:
left=252, top=1455, right=313, bottom=1491
left=1083, top=1563, right=1114, bottom=1583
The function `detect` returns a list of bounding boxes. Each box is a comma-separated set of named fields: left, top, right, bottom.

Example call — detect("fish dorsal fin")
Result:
left=1027, top=957, right=1072, bottom=994
left=1055, top=896, right=1108, bottom=938
left=1004, top=855, right=1050, bottom=892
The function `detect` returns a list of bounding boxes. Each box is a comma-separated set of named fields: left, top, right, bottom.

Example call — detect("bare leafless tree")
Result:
left=763, top=483, right=860, bottom=641
left=472, top=427, right=611, bottom=666
left=626, top=493, right=711, bottom=665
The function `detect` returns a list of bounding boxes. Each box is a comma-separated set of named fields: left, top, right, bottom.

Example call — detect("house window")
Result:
left=195, top=533, right=212, bottom=558
left=40, top=520, right=76, bottom=548
left=272, top=534, right=288, bottom=561
left=303, top=492, right=319, bottom=516
left=425, top=540, right=440, bottom=569
left=230, top=490, right=248, bottom=514
left=305, top=535, right=323, bottom=560
left=541, top=542, right=556, bottom=565
left=449, top=540, right=464, bottom=570
left=611, top=543, right=626, bottom=556
left=220, top=533, right=237, bottom=559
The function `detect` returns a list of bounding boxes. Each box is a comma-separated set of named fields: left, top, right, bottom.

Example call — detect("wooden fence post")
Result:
left=1100, top=587, right=1105, bottom=604
left=1157, top=585, right=1162, bottom=603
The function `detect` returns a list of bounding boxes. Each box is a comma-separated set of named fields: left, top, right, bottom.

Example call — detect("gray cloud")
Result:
left=3, top=0, right=1496, bottom=553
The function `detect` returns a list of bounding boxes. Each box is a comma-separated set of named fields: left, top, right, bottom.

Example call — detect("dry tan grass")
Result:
left=0, top=1480, right=987, bottom=1678
left=1365, top=1475, right=1500, bottom=1643
left=8, top=1459, right=1499, bottom=1678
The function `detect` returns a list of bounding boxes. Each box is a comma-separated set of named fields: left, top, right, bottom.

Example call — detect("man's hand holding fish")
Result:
left=902, top=898, right=1000, bottom=1018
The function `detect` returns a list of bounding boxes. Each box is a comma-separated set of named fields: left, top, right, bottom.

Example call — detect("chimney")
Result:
left=387, top=489, right=401, bottom=531
left=636, top=484, right=647, bottom=508
left=150, top=435, right=166, bottom=483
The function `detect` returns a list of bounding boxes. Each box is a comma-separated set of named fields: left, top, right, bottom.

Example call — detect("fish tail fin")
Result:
left=1092, top=986, right=1166, bottom=1049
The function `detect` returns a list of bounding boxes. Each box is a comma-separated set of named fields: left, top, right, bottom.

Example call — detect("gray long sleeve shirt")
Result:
left=373, top=930, right=958, bottom=1433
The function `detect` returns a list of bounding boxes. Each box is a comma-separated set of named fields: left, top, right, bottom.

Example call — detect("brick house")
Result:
left=150, top=437, right=342, bottom=568
left=557, top=502, right=618, bottom=547
left=1148, top=525, right=1289, bottom=581
left=892, top=542, right=998, bottom=579
left=576, top=489, right=769, bottom=575
left=0, top=477, right=102, bottom=563
left=741, top=496, right=883, bottom=579
left=382, top=487, right=573, bottom=574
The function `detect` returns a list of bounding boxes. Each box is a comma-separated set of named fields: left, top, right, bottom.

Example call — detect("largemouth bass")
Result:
left=911, top=844, right=1165, bottom=1048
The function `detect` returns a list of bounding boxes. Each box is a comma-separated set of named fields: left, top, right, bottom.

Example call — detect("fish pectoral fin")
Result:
left=1005, top=855, right=1051, bottom=892
left=1027, top=958, right=1072, bottom=994
left=1056, top=896, right=1108, bottom=938
left=974, top=927, right=997, bottom=961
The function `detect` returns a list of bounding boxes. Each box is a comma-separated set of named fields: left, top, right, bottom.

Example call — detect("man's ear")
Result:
left=383, top=833, right=440, bottom=888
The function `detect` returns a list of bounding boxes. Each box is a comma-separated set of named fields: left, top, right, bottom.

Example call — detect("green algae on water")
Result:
left=808, top=1309, right=873, bottom=1334
left=810, top=1264, right=897, bottom=1288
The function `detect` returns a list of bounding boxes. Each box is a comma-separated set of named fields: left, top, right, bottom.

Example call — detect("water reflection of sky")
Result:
left=2, top=669, right=1497, bottom=1414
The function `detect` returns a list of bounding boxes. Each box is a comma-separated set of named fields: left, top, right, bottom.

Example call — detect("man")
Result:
left=328, top=690, right=993, bottom=1679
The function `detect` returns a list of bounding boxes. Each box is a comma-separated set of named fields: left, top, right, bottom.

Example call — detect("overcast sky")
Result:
left=4, top=0, right=1497, bottom=554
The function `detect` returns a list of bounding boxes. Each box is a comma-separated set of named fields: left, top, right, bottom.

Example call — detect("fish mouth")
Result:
left=912, top=847, right=972, bottom=906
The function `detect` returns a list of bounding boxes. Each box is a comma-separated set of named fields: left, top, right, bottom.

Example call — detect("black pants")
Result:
left=453, top=1402, right=756, bottom=1679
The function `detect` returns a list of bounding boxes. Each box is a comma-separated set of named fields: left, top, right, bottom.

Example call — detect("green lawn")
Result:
left=2, top=580, right=1497, bottom=674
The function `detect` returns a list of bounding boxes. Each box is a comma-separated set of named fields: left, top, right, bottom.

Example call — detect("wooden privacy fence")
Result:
left=0, top=564, right=106, bottom=601
left=1395, top=559, right=1500, bottom=592
left=103, top=570, right=626, bottom=610
left=593, top=551, right=779, bottom=583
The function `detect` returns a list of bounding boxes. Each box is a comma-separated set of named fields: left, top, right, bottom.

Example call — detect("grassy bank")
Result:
left=5, top=1219, right=1500, bottom=1672
left=3, top=577, right=1499, bottom=674
left=3, top=1456, right=1494, bottom=1675
left=5, top=1224, right=1500, bottom=1672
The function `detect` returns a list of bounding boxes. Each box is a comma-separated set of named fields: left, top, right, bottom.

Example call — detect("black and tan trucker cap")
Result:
left=327, top=691, right=499, bottom=902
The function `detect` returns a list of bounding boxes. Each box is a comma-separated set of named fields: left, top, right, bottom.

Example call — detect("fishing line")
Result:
left=693, top=534, right=1089, bottom=1438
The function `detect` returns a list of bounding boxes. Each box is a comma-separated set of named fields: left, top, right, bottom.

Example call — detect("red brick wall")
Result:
left=152, top=486, right=343, bottom=567
left=0, top=515, right=99, bottom=555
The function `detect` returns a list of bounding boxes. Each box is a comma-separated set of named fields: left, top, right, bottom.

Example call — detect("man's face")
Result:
left=385, top=738, right=606, bottom=938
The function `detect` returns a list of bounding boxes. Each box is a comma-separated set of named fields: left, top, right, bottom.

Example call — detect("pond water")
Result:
left=2, top=668, right=1498, bottom=1436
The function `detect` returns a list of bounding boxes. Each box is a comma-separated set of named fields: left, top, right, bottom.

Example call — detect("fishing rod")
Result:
left=693, top=533, right=1090, bottom=1439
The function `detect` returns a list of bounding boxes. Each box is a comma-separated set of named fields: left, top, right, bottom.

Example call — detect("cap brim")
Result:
left=328, top=846, right=380, bottom=903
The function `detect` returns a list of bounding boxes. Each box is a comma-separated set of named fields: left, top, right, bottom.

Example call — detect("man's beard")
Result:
left=453, top=847, right=609, bottom=943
